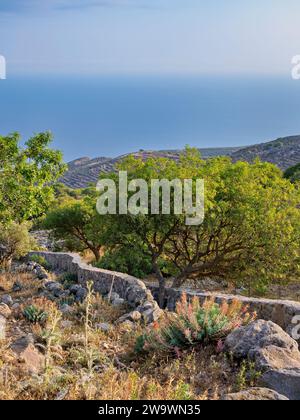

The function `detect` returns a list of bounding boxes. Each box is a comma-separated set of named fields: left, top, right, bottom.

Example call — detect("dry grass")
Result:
left=0, top=271, right=259, bottom=400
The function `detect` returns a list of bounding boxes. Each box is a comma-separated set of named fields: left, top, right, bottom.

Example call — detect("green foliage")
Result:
left=44, top=197, right=107, bottom=261
left=60, top=272, right=78, bottom=288
left=29, top=254, right=52, bottom=271
left=134, top=334, right=147, bottom=354
left=95, top=245, right=152, bottom=278
left=101, top=148, right=300, bottom=301
left=23, top=305, right=48, bottom=324
left=284, top=163, right=300, bottom=183
left=0, top=132, right=66, bottom=224
left=0, top=222, right=36, bottom=268
left=236, top=360, right=261, bottom=391
left=138, top=293, right=256, bottom=352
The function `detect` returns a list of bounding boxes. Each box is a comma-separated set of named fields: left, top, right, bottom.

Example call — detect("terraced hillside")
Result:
left=231, top=136, right=300, bottom=170
left=60, top=147, right=241, bottom=188
left=60, top=136, right=300, bottom=189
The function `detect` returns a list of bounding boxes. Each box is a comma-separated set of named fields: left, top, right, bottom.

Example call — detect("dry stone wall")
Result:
left=28, top=252, right=161, bottom=324
left=150, top=286, right=300, bottom=338
left=29, top=252, right=300, bottom=337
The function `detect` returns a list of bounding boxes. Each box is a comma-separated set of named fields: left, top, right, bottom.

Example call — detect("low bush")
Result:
left=29, top=254, right=52, bottom=271
left=0, top=222, right=35, bottom=268
left=138, top=293, right=256, bottom=352
left=23, top=305, right=48, bottom=325
left=60, top=272, right=78, bottom=288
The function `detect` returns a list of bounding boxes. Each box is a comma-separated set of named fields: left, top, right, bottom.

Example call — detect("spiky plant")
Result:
left=23, top=305, right=48, bottom=325
left=138, top=293, right=256, bottom=352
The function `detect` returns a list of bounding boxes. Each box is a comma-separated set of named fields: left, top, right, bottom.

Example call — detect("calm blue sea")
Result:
left=1, top=75, right=300, bottom=161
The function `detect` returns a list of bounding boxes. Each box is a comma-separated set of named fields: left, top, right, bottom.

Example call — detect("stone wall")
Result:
left=150, top=286, right=300, bottom=338
left=28, top=251, right=161, bottom=324
left=29, top=251, right=300, bottom=337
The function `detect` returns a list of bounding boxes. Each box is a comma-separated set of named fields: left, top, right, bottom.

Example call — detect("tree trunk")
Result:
left=172, top=270, right=188, bottom=289
left=91, top=247, right=101, bottom=262
left=158, top=277, right=166, bottom=309
left=153, top=260, right=166, bottom=308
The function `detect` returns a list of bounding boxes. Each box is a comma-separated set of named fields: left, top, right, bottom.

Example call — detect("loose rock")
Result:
left=0, top=303, right=12, bottom=318
left=0, top=294, right=13, bottom=307
left=259, top=368, right=300, bottom=401
left=12, top=281, right=23, bottom=292
left=11, top=335, right=45, bottom=375
left=223, top=388, right=289, bottom=401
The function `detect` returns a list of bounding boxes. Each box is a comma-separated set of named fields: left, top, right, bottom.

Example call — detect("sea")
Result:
left=1, top=74, right=300, bottom=161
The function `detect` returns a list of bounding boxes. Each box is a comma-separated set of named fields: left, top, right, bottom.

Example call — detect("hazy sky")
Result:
left=0, top=0, right=299, bottom=76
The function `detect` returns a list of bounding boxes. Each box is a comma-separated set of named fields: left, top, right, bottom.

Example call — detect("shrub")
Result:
left=29, top=254, right=52, bottom=271
left=138, top=293, right=256, bottom=352
left=0, top=222, right=35, bottom=268
left=23, top=305, right=48, bottom=325
left=60, top=272, right=78, bottom=288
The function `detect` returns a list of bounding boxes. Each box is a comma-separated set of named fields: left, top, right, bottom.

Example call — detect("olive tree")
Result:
left=100, top=150, right=300, bottom=306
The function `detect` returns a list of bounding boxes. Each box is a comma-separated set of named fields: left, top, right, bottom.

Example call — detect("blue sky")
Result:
left=0, top=0, right=299, bottom=76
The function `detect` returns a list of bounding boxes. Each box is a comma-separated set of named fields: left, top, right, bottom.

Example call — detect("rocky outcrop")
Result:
left=223, top=388, right=289, bottom=401
left=28, top=252, right=162, bottom=325
left=225, top=320, right=300, bottom=400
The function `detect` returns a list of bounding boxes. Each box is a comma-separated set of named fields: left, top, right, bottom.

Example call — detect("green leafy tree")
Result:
left=44, top=198, right=107, bottom=261
left=0, top=132, right=66, bottom=224
left=100, top=150, right=300, bottom=306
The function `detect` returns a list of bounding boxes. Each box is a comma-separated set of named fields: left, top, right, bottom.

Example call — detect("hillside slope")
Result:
left=231, top=135, right=300, bottom=170
left=60, top=147, right=240, bottom=188
left=60, top=136, right=300, bottom=189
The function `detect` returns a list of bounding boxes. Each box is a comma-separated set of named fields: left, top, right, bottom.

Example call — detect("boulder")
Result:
left=259, top=368, right=300, bottom=401
left=117, top=310, right=142, bottom=324
left=69, top=284, right=82, bottom=295
left=45, top=281, right=63, bottom=293
left=11, top=335, right=45, bottom=375
left=137, top=301, right=163, bottom=324
left=225, top=320, right=300, bottom=371
left=75, top=286, right=87, bottom=302
left=0, top=303, right=12, bottom=319
left=0, top=315, right=6, bottom=340
left=34, top=266, right=49, bottom=280
left=223, top=388, right=289, bottom=401
left=0, top=294, right=13, bottom=307
left=225, top=320, right=300, bottom=400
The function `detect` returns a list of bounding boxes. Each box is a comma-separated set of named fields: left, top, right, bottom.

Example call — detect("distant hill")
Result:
left=231, top=135, right=300, bottom=170
left=60, top=147, right=241, bottom=189
left=60, top=136, right=300, bottom=189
